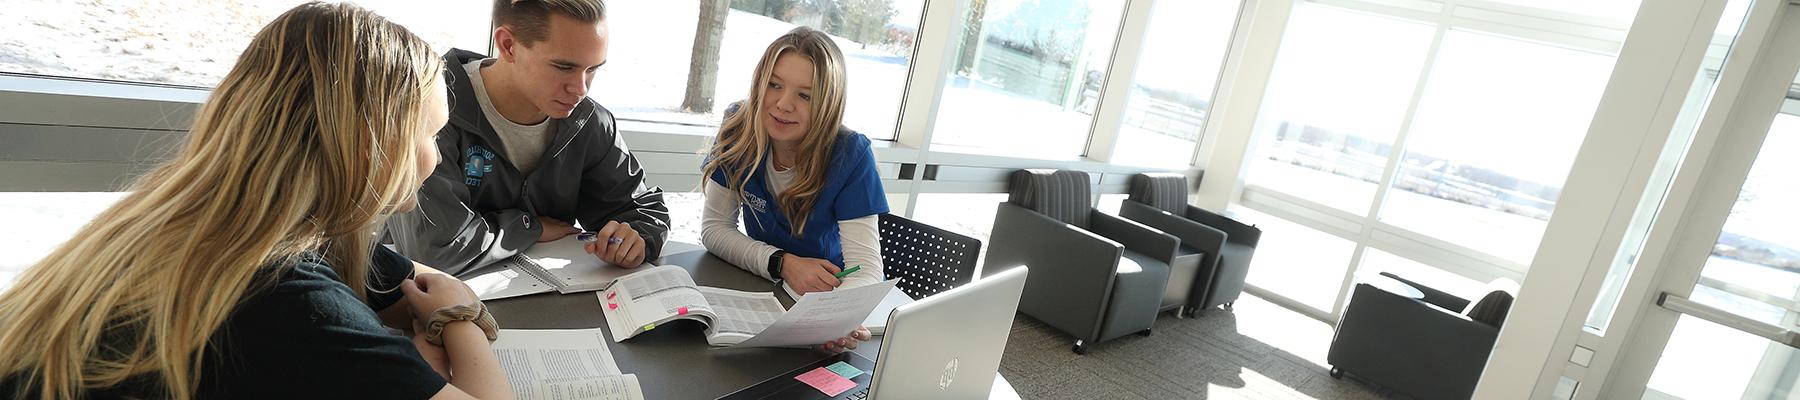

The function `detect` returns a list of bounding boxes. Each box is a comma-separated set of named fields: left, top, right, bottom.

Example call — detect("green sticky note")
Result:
left=825, top=361, right=862, bottom=378
left=643, top=323, right=656, bottom=331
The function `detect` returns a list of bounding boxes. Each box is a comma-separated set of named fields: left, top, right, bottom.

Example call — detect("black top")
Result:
left=3, top=246, right=447, bottom=399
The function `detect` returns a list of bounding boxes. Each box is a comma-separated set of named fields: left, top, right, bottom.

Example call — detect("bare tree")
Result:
left=683, top=0, right=732, bottom=113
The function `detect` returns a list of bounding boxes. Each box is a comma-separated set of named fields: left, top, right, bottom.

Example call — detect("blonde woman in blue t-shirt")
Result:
left=700, top=27, right=888, bottom=353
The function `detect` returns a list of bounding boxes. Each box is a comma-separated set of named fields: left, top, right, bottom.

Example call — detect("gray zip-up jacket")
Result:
left=386, top=49, right=670, bottom=276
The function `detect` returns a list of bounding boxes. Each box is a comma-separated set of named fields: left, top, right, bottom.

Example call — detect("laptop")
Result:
left=718, top=266, right=1029, bottom=399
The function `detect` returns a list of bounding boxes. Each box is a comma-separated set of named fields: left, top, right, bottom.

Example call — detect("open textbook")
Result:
left=602, top=266, right=900, bottom=348
left=465, top=236, right=654, bottom=301
left=490, top=328, right=644, bottom=400
left=600, top=265, right=788, bottom=345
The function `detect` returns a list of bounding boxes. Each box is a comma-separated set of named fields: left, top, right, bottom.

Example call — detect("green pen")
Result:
left=833, top=265, right=862, bottom=279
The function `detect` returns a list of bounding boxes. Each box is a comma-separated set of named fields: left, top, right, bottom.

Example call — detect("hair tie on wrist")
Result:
left=422, top=301, right=499, bottom=345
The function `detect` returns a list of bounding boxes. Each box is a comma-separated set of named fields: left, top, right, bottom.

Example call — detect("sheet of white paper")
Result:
left=525, top=236, right=652, bottom=292
left=466, top=267, right=555, bottom=301
left=490, top=328, right=643, bottom=400
left=862, top=285, right=915, bottom=336
left=731, top=280, right=898, bottom=348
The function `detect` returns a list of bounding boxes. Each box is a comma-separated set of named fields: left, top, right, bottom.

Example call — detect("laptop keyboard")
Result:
left=843, top=388, right=869, bottom=400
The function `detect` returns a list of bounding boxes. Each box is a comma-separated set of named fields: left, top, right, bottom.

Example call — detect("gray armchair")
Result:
left=984, top=169, right=1178, bottom=354
left=1121, top=173, right=1262, bottom=317
left=1327, top=273, right=1512, bottom=400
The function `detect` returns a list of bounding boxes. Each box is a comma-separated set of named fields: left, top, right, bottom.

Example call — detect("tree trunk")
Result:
left=683, top=0, right=731, bottom=113
left=956, top=0, right=987, bottom=74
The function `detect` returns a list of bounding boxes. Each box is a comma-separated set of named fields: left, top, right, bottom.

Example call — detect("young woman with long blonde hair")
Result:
left=700, top=27, right=886, bottom=353
left=0, top=3, right=512, bottom=399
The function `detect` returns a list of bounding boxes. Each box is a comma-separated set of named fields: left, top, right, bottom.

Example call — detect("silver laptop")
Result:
left=718, top=266, right=1028, bottom=399
left=868, top=265, right=1027, bottom=398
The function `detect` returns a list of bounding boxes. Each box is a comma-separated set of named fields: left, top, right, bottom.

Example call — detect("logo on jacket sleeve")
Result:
left=463, top=146, right=497, bottom=187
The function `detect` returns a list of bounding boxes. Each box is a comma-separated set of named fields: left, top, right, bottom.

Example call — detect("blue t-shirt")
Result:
left=708, top=131, right=889, bottom=267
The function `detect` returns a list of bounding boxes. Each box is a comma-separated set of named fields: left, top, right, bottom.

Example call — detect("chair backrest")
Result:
left=879, top=213, right=982, bottom=300
left=1128, top=172, right=1189, bottom=214
left=1007, top=169, right=1091, bottom=227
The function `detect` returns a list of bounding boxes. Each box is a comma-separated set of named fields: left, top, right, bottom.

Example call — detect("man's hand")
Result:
left=583, top=220, right=646, bottom=267
left=537, top=216, right=579, bottom=242
left=779, top=254, right=842, bottom=294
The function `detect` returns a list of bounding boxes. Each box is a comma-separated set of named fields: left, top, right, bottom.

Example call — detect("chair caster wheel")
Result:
left=1139, top=329, right=1153, bottom=337
left=1073, top=341, right=1090, bottom=355
left=1330, top=367, right=1344, bottom=379
left=1222, top=302, right=1235, bottom=310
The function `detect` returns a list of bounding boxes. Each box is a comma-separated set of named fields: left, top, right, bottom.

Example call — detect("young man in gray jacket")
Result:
left=387, top=0, right=669, bottom=276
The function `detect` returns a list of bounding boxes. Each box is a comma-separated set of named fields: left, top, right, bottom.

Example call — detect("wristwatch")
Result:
left=767, top=250, right=788, bottom=280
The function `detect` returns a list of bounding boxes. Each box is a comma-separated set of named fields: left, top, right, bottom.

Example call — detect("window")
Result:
left=1096, top=193, right=1126, bottom=215
left=664, top=192, right=705, bottom=246
left=0, top=1, right=490, bottom=87
left=1246, top=4, right=1434, bottom=214
left=1110, top=0, right=1242, bottom=168
left=1379, top=30, right=1617, bottom=264
left=591, top=0, right=925, bottom=140
left=1486, top=0, right=1640, bottom=21
left=1356, top=248, right=1487, bottom=303
left=1235, top=206, right=1359, bottom=312
left=927, top=0, right=1127, bottom=158
left=1235, top=0, right=1644, bottom=321
left=909, top=193, right=1008, bottom=273
left=0, top=192, right=128, bottom=293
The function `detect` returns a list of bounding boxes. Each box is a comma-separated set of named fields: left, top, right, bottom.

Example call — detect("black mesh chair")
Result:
left=878, top=213, right=981, bottom=300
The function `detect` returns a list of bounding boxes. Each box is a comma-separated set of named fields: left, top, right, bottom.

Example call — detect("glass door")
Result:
left=1605, top=2, right=1800, bottom=398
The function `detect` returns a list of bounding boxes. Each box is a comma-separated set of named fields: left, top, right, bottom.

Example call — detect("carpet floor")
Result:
left=999, top=294, right=1405, bottom=399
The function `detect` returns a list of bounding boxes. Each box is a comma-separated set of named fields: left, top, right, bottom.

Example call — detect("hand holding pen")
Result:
left=580, top=220, right=646, bottom=268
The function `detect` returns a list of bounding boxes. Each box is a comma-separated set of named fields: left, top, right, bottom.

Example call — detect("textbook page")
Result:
left=731, top=280, right=898, bottom=348
left=490, top=328, right=644, bottom=400
left=697, top=286, right=784, bottom=345
left=602, top=265, right=712, bottom=342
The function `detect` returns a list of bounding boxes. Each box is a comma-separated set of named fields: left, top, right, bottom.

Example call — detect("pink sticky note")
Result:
left=607, top=292, right=617, bottom=300
left=677, top=306, right=689, bottom=315
left=607, top=303, right=618, bottom=310
left=796, top=367, right=857, bottom=396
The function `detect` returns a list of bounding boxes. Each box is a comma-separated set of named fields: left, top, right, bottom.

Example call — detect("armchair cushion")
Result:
left=1128, top=173, right=1189, bottom=213
left=1466, top=290, right=1515, bottom=328
left=1008, top=169, right=1092, bottom=228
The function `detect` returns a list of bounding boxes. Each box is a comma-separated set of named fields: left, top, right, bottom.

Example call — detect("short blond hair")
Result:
left=494, top=0, right=607, bottom=46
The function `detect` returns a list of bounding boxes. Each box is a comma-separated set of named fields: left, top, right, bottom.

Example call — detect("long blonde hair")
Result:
left=0, top=3, right=443, bottom=399
left=701, top=27, right=849, bottom=237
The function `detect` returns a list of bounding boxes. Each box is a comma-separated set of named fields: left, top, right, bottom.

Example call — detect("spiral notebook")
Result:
left=465, top=236, right=653, bottom=301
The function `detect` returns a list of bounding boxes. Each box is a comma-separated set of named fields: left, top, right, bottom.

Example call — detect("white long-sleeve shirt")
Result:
left=700, top=158, right=883, bottom=291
